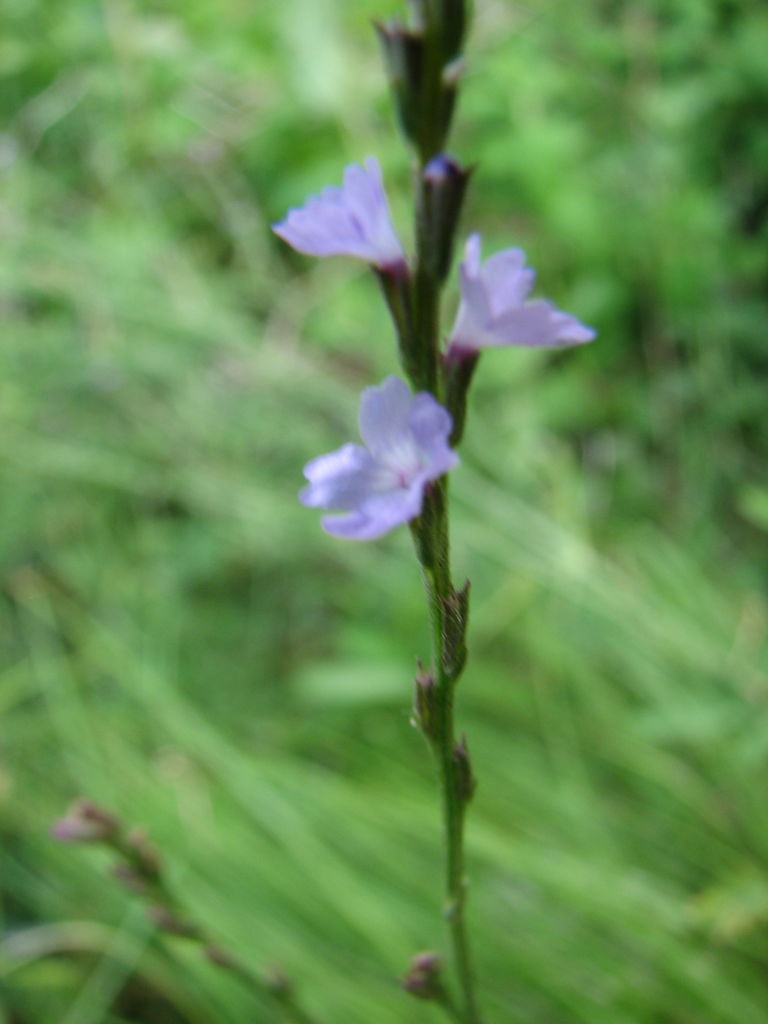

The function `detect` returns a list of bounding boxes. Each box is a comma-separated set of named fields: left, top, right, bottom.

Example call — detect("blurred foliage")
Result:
left=2, top=0, right=768, bottom=1021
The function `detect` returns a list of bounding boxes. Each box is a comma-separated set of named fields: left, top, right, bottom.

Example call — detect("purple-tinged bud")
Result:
left=402, top=949, right=444, bottom=1000
left=412, top=951, right=441, bottom=972
left=421, top=155, right=472, bottom=282
left=51, top=800, right=119, bottom=844
left=443, top=346, right=479, bottom=447
left=453, top=733, right=476, bottom=803
left=413, top=665, right=437, bottom=739
left=439, top=579, right=470, bottom=679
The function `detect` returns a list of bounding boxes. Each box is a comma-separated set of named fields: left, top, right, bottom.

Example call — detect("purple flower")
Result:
left=301, top=376, right=458, bottom=540
left=272, top=157, right=406, bottom=271
left=447, top=234, right=596, bottom=358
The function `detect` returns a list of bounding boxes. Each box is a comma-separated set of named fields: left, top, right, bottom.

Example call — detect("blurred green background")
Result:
left=2, top=0, right=768, bottom=1021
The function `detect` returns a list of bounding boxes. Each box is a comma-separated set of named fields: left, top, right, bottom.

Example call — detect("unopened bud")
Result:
left=413, top=665, right=438, bottom=739
left=453, top=733, right=476, bottom=803
left=375, top=20, right=425, bottom=148
left=402, top=949, right=443, bottom=1000
left=443, top=348, right=479, bottom=446
left=421, top=155, right=472, bottom=281
left=436, top=0, right=469, bottom=60
left=51, top=799, right=119, bottom=844
left=412, top=951, right=441, bottom=972
left=440, top=580, right=470, bottom=679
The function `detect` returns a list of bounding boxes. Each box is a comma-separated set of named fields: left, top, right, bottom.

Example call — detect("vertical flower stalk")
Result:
left=382, top=4, right=483, bottom=1020
left=274, top=0, right=595, bottom=1019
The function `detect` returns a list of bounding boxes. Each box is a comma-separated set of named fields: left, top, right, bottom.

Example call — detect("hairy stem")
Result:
left=412, top=483, right=482, bottom=1024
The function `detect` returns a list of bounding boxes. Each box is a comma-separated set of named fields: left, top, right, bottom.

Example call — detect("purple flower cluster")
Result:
left=273, top=157, right=595, bottom=540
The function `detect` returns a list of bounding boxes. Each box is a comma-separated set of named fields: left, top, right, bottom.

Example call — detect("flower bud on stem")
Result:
left=385, top=2, right=481, bottom=1014
left=444, top=346, right=480, bottom=446
left=421, top=156, right=473, bottom=283
left=402, top=951, right=464, bottom=1022
left=375, top=263, right=419, bottom=383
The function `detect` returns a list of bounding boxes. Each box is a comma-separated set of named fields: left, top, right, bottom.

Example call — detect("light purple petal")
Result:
left=272, top=158, right=404, bottom=269
left=343, top=160, right=381, bottom=225
left=491, top=300, right=595, bottom=348
left=321, top=479, right=425, bottom=540
left=273, top=199, right=375, bottom=262
left=548, top=308, right=597, bottom=344
left=358, top=376, right=415, bottom=457
left=480, top=248, right=534, bottom=312
left=462, top=233, right=483, bottom=276
left=300, top=443, right=379, bottom=509
left=408, top=392, right=452, bottom=445
left=408, top=394, right=459, bottom=478
left=449, top=236, right=492, bottom=348
left=457, top=236, right=491, bottom=321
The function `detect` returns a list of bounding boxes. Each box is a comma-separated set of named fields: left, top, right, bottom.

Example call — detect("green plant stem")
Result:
left=412, top=483, right=483, bottom=1024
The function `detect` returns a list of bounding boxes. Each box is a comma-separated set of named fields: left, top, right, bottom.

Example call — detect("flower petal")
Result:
left=321, top=479, right=425, bottom=540
left=480, top=248, right=535, bottom=312
left=491, top=300, right=595, bottom=348
left=272, top=158, right=404, bottom=268
left=300, top=443, right=379, bottom=509
left=449, top=235, right=492, bottom=348
left=358, top=376, right=415, bottom=457
left=409, top=393, right=460, bottom=478
left=462, top=232, right=483, bottom=276
left=273, top=197, right=374, bottom=262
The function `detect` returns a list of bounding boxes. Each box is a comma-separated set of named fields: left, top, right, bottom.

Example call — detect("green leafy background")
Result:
left=2, top=0, right=768, bottom=1021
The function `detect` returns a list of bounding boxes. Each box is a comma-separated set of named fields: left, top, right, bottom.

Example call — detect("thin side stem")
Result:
left=104, top=834, right=320, bottom=1024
